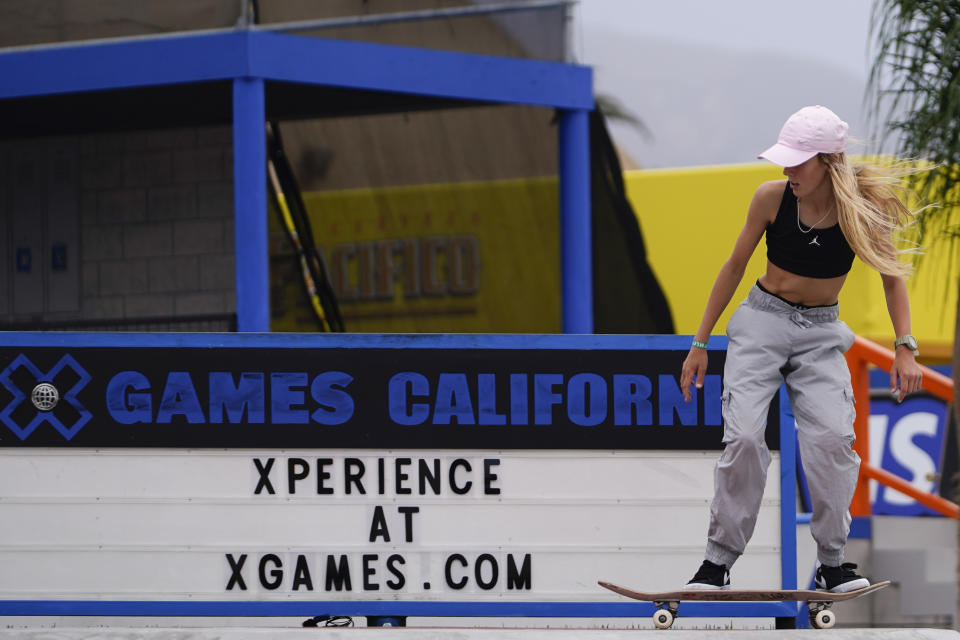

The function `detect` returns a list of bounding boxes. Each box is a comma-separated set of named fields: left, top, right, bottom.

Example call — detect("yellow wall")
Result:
left=625, top=163, right=957, bottom=362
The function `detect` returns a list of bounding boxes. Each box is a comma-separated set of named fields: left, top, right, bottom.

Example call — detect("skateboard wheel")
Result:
left=813, top=609, right=836, bottom=629
left=652, top=609, right=674, bottom=629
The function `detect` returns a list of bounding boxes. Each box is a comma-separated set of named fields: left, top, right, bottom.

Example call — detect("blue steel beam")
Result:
left=0, top=599, right=796, bottom=619
left=232, top=78, right=269, bottom=332
left=0, top=31, right=247, bottom=99
left=779, top=384, right=798, bottom=593
left=558, top=109, right=592, bottom=333
left=247, top=31, right=592, bottom=110
left=0, top=31, right=592, bottom=110
left=0, top=332, right=721, bottom=350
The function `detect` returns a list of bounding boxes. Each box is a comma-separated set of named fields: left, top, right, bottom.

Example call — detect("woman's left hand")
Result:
left=890, top=349, right=923, bottom=403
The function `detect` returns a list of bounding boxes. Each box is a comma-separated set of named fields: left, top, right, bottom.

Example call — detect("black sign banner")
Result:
left=0, top=346, right=780, bottom=450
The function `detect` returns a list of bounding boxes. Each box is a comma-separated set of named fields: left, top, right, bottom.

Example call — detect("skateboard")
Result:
left=598, top=579, right=891, bottom=629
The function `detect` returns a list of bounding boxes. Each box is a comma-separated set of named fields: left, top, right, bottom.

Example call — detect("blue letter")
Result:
left=311, top=371, right=354, bottom=425
left=209, top=372, right=265, bottom=423
left=271, top=373, right=309, bottom=424
left=534, top=374, right=564, bottom=425
left=389, top=372, right=430, bottom=426
left=659, top=374, right=697, bottom=426
left=510, top=374, right=528, bottom=425
left=477, top=374, right=506, bottom=425
left=106, top=371, right=152, bottom=424
left=433, top=373, right=475, bottom=425
left=568, top=373, right=607, bottom=426
left=613, top=374, right=652, bottom=425
left=156, top=372, right=205, bottom=424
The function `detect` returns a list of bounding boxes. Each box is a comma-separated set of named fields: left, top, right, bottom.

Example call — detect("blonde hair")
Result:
left=820, top=153, right=924, bottom=277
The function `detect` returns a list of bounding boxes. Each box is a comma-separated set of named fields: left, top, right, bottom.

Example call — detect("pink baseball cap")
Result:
left=758, top=105, right=849, bottom=167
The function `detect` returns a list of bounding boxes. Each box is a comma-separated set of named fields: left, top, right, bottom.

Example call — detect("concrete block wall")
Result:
left=0, top=125, right=236, bottom=327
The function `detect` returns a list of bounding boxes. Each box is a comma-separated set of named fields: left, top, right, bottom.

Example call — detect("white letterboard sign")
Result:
left=0, top=335, right=786, bottom=611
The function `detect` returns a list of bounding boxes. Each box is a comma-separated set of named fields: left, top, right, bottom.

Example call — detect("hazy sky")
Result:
left=571, top=0, right=879, bottom=168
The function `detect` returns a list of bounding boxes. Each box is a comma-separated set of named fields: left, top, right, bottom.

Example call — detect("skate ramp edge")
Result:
left=1, top=628, right=958, bottom=639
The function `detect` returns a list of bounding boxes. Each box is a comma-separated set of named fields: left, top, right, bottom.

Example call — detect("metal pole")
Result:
left=558, top=108, right=592, bottom=334
left=232, top=77, right=270, bottom=332
left=778, top=384, right=798, bottom=593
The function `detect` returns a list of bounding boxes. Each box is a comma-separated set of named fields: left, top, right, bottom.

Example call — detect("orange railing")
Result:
left=846, top=336, right=959, bottom=519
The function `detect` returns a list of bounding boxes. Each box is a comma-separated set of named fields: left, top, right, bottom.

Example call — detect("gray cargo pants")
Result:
left=704, top=283, right=859, bottom=569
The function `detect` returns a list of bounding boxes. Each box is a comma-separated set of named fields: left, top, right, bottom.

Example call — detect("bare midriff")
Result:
left=758, top=262, right=846, bottom=307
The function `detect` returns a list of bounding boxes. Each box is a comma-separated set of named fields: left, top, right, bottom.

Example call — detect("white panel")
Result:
left=0, top=547, right=784, bottom=600
left=0, top=501, right=781, bottom=548
left=0, top=449, right=783, bottom=602
left=0, top=450, right=779, bottom=501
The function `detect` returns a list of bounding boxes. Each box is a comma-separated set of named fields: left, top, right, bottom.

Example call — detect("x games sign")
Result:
left=0, top=342, right=777, bottom=450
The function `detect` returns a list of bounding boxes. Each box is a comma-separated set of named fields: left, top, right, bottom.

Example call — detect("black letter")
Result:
left=288, top=458, right=309, bottom=494
left=225, top=553, right=247, bottom=590
left=475, top=554, right=498, bottom=590
left=419, top=459, right=441, bottom=495
left=369, top=505, right=391, bottom=542
left=345, top=458, right=366, bottom=495
left=395, top=457, right=412, bottom=495
left=377, top=458, right=386, bottom=494
left=386, top=554, right=406, bottom=590
left=317, top=458, right=334, bottom=495
left=507, top=554, right=532, bottom=590
left=449, top=459, right=472, bottom=495
left=483, top=459, right=501, bottom=495
left=292, top=554, right=314, bottom=591
left=398, top=506, right=420, bottom=542
left=325, top=555, right=352, bottom=591
left=363, top=554, right=380, bottom=591
left=259, top=554, right=283, bottom=590
left=253, top=458, right=275, bottom=495
left=445, top=554, right=468, bottom=589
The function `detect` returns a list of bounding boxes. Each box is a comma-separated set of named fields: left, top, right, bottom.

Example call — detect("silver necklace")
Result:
left=796, top=199, right=833, bottom=234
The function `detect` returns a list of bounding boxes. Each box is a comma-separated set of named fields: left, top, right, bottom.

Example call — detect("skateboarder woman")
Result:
left=679, top=105, right=924, bottom=593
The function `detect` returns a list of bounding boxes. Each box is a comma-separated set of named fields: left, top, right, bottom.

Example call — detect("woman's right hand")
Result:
left=680, top=348, right=708, bottom=402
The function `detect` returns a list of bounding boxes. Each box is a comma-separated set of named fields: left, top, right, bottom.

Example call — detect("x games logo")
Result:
left=0, top=354, right=92, bottom=440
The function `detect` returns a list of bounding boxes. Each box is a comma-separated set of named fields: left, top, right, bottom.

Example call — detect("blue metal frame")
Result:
left=0, top=332, right=799, bottom=624
left=0, top=332, right=701, bottom=349
left=559, top=109, right=592, bottom=333
left=0, top=31, right=593, bottom=108
left=0, top=600, right=796, bottom=619
left=232, top=77, right=269, bottom=332
left=779, top=384, right=798, bottom=592
left=0, top=30, right=594, bottom=332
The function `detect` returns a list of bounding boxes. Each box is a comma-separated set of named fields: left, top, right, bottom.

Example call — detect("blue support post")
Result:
left=232, top=77, right=270, bottom=332
left=779, top=383, right=798, bottom=590
left=558, top=108, right=592, bottom=333
left=778, top=384, right=799, bottom=628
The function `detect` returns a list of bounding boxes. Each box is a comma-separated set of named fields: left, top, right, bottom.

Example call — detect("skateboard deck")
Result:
left=598, top=580, right=890, bottom=629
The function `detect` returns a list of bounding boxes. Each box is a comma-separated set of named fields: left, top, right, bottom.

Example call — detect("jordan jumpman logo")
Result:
left=809, top=236, right=821, bottom=247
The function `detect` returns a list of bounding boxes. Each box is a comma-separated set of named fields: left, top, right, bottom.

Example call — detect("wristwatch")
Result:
left=894, top=334, right=919, bottom=356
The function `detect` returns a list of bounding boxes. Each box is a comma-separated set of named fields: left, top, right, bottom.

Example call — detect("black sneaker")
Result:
left=815, top=562, right=870, bottom=593
left=684, top=559, right=730, bottom=590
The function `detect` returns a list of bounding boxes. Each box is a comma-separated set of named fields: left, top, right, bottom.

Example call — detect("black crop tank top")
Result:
left=766, top=183, right=855, bottom=278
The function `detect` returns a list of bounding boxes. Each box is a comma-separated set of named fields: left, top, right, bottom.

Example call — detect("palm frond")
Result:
left=869, top=0, right=960, bottom=272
